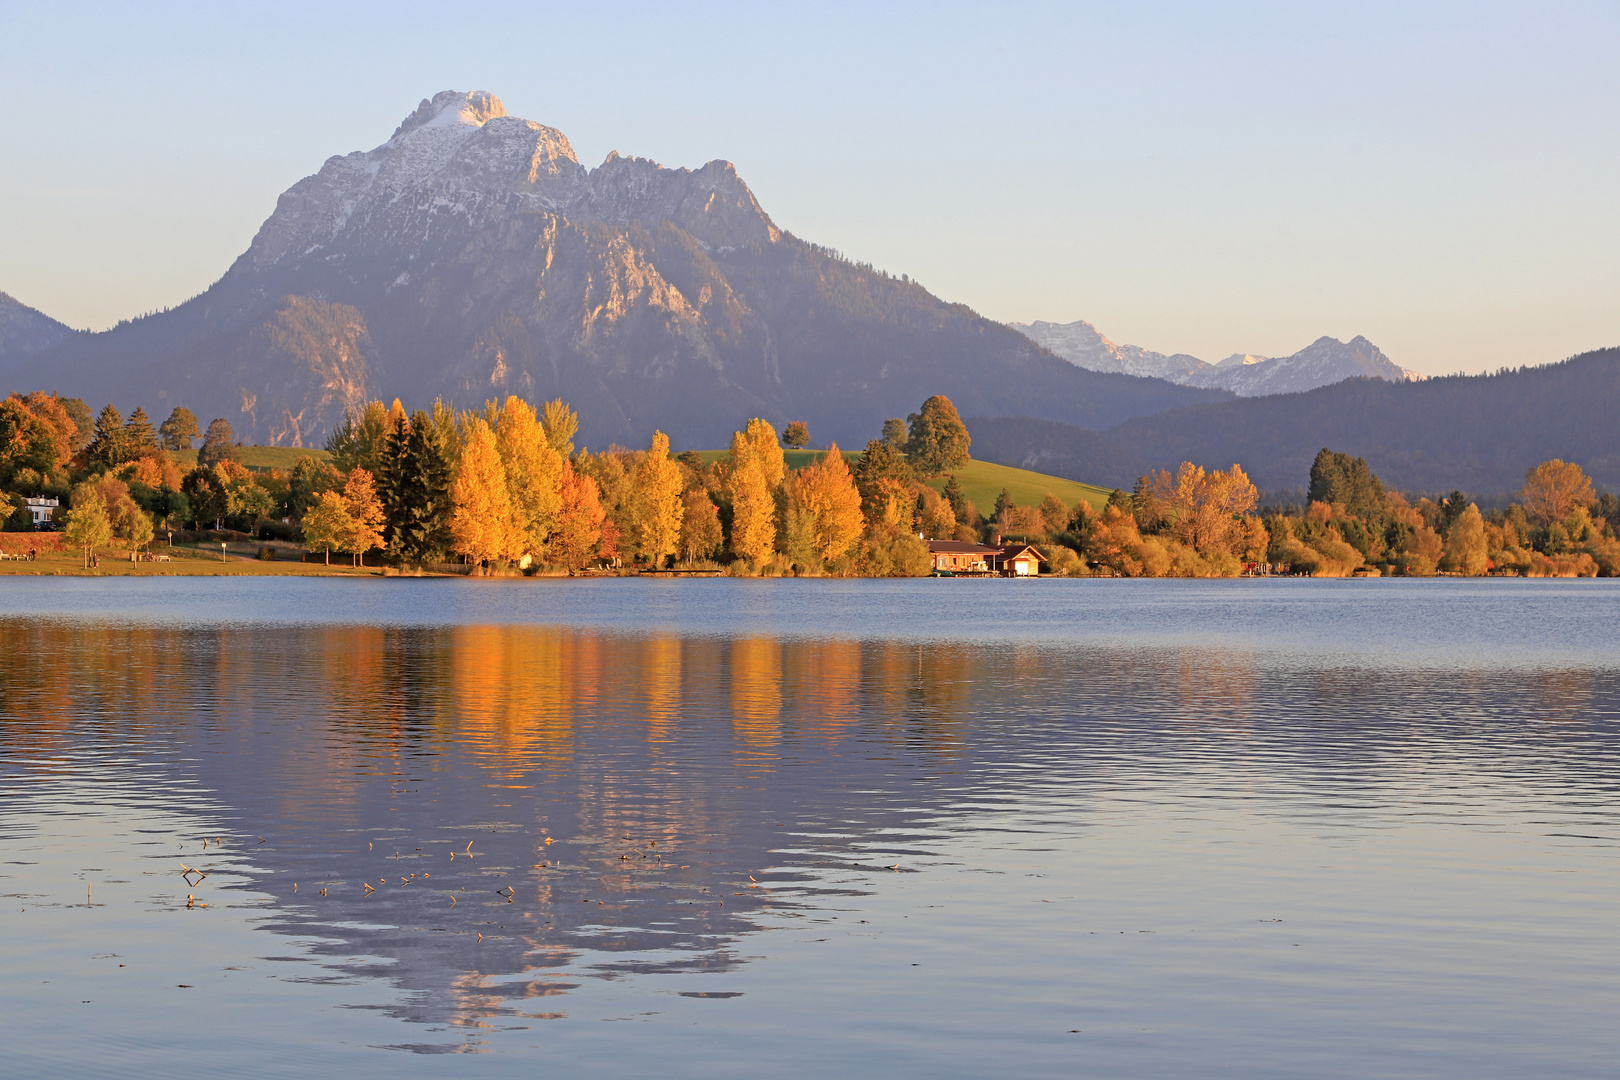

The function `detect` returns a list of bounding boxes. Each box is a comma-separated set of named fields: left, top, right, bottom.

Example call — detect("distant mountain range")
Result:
left=1009, top=318, right=1423, bottom=397
left=0, top=90, right=1225, bottom=449
left=968, top=346, right=1620, bottom=497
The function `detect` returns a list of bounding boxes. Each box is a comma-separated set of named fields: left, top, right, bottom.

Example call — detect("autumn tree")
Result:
left=341, top=468, right=386, bottom=567
left=881, top=418, right=908, bottom=450
left=784, top=443, right=865, bottom=569
left=1521, top=459, right=1595, bottom=528
left=1150, top=462, right=1258, bottom=554
left=680, top=488, right=723, bottom=562
left=541, top=398, right=579, bottom=458
left=1441, top=503, right=1489, bottom=576
left=159, top=406, right=200, bottom=451
left=63, top=492, right=113, bottom=567
left=727, top=419, right=785, bottom=565
left=905, top=395, right=971, bottom=476
left=782, top=421, right=810, bottom=449
left=198, top=418, right=239, bottom=469
left=0, top=394, right=73, bottom=481
left=550, top=460, right=607, bottom=569
left=633, top=431, right=685, bottom=567
left=494, top=397, right=564, bottom=557
left=449, top=417, right=518, bottom=567
left=913, top=485, right=957, bottom=540
left=301, top=492, right=351, bottom=565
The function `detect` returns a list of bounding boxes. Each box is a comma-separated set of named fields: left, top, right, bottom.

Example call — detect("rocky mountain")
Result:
left=967, top=346, right=1620, bottom=496
left=0, top=292, right=75, bottom=366
left=1010, top=318, right=1423, bottom=397
left=2, top=91, right=1226, bottom=448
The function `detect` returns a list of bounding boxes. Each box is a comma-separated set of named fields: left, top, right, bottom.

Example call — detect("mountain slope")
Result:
left=5, top=90, right=1227, bottom=448
left=1012, top=318, right=1422, bottom=397
left=967, top=347, right=1620, bottom=496
left=0, top=292, right=75, bottom=366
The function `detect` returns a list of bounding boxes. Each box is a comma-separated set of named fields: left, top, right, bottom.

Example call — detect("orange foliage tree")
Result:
left=549, top=460, right=607, bottom=569
left=784, top=442, right=865, bottom=567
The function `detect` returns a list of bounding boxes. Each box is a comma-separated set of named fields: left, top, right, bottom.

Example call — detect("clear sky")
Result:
left=1, top=1, right=1615, bottom=375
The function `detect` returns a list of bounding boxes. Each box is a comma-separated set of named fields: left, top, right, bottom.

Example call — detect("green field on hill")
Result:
left=688, top=449, right=1110, bottom=513
left=170, top=446, right=331, bottom=472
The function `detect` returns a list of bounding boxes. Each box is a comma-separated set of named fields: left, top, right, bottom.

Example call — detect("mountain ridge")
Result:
left=2, top=90, right=1227, bottom=448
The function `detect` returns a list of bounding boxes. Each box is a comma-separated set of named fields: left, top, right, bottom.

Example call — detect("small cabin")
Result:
left=993, top=543, right=1047, bottom=577
left=925, top=539, right=1001, bottom=574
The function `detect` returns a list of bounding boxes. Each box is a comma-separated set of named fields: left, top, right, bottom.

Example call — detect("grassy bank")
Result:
left=0, top=546, right=381, bottom=577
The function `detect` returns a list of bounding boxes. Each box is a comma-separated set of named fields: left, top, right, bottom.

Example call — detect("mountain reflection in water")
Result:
left=3, top=580, right=1620, bottom=1076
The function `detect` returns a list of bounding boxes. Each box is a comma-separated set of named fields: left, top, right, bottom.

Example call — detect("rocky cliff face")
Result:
left=1012, top=318, right=1423, bottom=397
left=5, top=92, right=1224, bottom=447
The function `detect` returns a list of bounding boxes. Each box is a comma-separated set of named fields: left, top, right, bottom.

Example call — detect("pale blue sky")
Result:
left=1, top=1, right=1615, bottom=375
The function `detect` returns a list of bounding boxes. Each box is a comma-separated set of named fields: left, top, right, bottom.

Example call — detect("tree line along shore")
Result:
left=2, top=388, right=1617, bottom=577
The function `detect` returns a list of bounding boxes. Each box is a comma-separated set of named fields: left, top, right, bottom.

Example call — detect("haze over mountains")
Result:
left=1011, top=318, right=1424, bottom=397
left=0, top=90, right=1223, bottom=449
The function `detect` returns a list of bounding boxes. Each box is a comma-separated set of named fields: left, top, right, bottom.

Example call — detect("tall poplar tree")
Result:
left=449, top=417, right=517, bottom=567
left=633, top=431, right=685, bottom=567
left=727, top=419, right=784, bottom=565
left=495, top=397, right=564, bottom=557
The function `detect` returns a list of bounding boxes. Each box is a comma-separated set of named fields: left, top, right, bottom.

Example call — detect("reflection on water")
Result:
left=3, top=580, right=1620, bottom=1077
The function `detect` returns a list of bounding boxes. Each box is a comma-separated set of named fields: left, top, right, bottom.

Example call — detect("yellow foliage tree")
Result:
left=342, top=467, right=385, bottom=567
left=727, top=419, right=785, bottom=565
left=301, top=490, right=352, bottom=565
left=449, top=417, right=519, bottom=567
left=1441, top=504, right=1489, bottom=575
left=633, top=431, right=684, bottom=567
left=1521, top=459, right=1594, bottom=528
left=1150, top=462, right=1258, bottom=554
left=494, top=396, right=564, bottom=556
left=784, top=443, right=865, bottom=566
left=540, top=398, right=579, bottom=458
left=62, top=492, right=113, bottom=567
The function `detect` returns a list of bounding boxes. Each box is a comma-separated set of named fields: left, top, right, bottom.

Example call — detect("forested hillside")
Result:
left=968, top=347, right=1620, bottom=496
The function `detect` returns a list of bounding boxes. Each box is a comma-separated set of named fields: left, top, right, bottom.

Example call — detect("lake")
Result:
left=2, top=577, right=1618, bottom=1077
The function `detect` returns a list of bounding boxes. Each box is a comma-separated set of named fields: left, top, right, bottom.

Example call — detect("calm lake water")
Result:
left=2, top=577, right=1618, bottom=1077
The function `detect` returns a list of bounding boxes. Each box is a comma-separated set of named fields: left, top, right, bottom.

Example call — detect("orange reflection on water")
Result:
left=729, top=637, right=782, bottom=756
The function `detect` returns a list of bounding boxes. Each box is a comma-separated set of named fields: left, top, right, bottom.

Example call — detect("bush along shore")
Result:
left=3, top=389, right=1617, bottom=577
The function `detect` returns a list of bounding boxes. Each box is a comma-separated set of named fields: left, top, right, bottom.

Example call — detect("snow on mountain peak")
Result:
left=1015, top=319, right=1424, bottom=397
left=390, top=90, right=507, bottom=141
